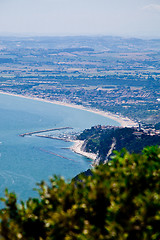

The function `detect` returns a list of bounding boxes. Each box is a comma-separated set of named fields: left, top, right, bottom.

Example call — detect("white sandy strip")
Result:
left=70, top=140, right=97, bottom=161
left=0, top=91, right=138, bottom=128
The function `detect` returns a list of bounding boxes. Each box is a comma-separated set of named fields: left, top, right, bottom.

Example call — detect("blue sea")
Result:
left=0, top=93, right=119, bottom=201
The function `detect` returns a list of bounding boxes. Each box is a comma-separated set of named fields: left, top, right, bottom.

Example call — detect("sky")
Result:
left=0, top=0, right=160, bottom=38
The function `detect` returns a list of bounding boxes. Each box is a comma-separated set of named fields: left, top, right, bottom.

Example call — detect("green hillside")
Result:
left=77, top=126, right=160, bottom=162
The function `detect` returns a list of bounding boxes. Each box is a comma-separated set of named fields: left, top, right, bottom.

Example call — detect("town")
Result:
left=0, top=36, right=160, bottom=131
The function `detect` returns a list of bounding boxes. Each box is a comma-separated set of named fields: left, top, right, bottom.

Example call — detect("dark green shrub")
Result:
left=0, top=146, right=160, bottom=240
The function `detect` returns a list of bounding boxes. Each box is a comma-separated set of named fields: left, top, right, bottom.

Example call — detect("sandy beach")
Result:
left=0, top=91, right=138, bottom=128
left=70, top=140, right=97, bottom=161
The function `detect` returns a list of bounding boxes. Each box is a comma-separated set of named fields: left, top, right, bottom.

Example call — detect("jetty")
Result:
left=36, top=135, right=72, bottom=142
left=19, top=127, right=73, bottom=137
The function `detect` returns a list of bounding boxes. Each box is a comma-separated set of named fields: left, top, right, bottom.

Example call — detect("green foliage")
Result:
left=78, top=126, right=160, bottom=161
left=0, top=146, right=160, bottom=240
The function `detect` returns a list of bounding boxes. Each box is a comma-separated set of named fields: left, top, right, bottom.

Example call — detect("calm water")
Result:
left=0, top=93, right=119, bottom=200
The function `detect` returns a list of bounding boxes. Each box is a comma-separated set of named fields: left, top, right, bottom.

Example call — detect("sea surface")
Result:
left=0, top=93, right=119, bottom=201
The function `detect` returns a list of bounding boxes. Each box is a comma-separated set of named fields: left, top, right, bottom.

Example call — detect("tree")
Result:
left=0, top=145, right=160, bottom=240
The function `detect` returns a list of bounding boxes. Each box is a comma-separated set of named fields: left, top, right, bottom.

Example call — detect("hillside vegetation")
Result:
left=77, top=126, right=160, bottom=162
left=0, top=146, right=160, bottom=240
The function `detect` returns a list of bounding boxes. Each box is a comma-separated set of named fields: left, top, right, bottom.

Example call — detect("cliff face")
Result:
left=80, top=140, right=88, bottom=152
left=78, top=125, right=160, bottom=165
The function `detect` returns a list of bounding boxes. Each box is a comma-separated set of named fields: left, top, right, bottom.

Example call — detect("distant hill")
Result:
left=77, top=126, right=160, bottom=164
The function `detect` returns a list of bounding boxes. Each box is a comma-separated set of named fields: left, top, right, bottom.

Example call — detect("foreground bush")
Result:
left=0, top=146, right=160, bottom=240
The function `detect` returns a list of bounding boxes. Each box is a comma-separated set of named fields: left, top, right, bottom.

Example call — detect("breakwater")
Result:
left=19, top=127, right=73, bottom=137
left=36, top=135, right=71, bottom=142
left=39, top=148, right=78, bottom=163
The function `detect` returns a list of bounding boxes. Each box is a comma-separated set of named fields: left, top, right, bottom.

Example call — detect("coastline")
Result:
left=0, top=91, right=138, bottom=162
left=70, top=140, right=97, bottom=161
left=0, top=91, right=137, bottom=128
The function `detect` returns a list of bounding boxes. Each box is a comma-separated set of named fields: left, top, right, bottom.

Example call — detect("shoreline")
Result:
left=0, top=91, right=138, bottom=162
left=0, top=91, right=138, bottom=128
left=70, top=140, right=97, bottom=161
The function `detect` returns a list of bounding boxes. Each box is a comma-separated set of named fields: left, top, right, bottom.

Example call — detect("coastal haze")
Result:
left=0, top=0, right=160, bottom=38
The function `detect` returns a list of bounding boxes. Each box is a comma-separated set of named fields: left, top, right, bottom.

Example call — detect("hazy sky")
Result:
left=0, top=0, right=160, bottom=37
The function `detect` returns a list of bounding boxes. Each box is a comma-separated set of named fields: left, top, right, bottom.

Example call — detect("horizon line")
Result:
left=0, top=33, right=160, bottom=40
